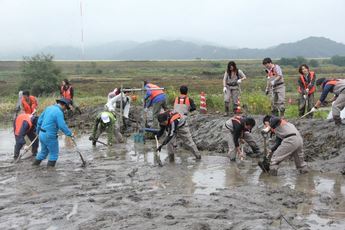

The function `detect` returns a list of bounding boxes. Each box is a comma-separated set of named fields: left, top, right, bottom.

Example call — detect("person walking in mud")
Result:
left=259, top=115, right=308, bottom=176
left=60, top=79, right=82, bottom=115
left=173, top=85, right=196, bottom=117
left=89, top=111, right=123, bottom=146
left=223, top=61, right=246, bottom=116
left=144, top=81, right=168, bottom=128
left=223, top=115, right=261, bottom=161
left=297, top=64, right=316, bottom=118
left=156, top=111, right=201, bottom=161
left=33, top=98, right=74, bottom=167
left=105, top=88, right=131, bottom=131
left=13, top=114, right=39, bottom=160
left=309, top=78, right=345, bottom=125
left=263, top=58, right=286, bottom=117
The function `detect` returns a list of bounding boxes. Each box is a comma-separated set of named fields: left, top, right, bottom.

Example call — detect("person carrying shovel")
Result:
left=13, top=114, right=39, bottom=160
left=156, top=111, right=201, bottom=161
left=222, top=115, right=261, bottom=162
left=297, top=64, right=316, bottom=118
left=89, top=111, right=123, bottom=146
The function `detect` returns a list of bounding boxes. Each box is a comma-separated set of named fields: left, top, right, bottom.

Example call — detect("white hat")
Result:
left=101, top=113, right=110, bottom=123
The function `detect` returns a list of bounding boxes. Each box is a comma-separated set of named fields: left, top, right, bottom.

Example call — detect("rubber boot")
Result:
left=47, top=161, right=56, bottom=167
left=169, top=153, right=175, bottom=162
left=299, top=165, right=309, bottom=174
left=32, top=159, right=42, bottom=166
left=195, top=154, right=201, bottom=160
left=334, top=116, right=345, bottom=126
left=224, top=102, right=230, bottom=116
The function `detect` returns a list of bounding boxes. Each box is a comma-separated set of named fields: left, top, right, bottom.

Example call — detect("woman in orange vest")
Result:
left=60, top=79, right=82, bottom=114
left=297, top=64, right=316, bottom=118
left=21, top=91, right=38, bottom=114
left=13, top=114, right=39, bottom=160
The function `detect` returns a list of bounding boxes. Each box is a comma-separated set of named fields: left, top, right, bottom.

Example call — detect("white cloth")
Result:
left=105, top=93, right=131, bottom=118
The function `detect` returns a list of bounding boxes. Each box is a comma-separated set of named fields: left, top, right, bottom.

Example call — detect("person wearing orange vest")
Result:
left=263, top=58, right=286, bottom=117
left=173, top=85, right=196, bottom=116
left=259, top=115, right=308, bottom=176
left=223, top=61, right=246, bottom=116
left=297, top=64, right=316, bottom=118
left=13, top=114, right=39, bottom=160
left=310, top=78, right=345, bottom=125
left=156, top=111, right=201, bottom=161
left=20, top=91, right=38, bottom=115
left=223, top=115, right=260, bottom=161
left=60, top=79, right=82, bottom=115
left=144, top=81, right=168, bottom=128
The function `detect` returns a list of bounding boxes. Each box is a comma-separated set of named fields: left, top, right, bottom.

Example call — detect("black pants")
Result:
left=14, top=131, right=38, bottom=157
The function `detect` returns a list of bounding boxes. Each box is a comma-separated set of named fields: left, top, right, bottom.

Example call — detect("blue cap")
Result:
left=56, top=98, right=71, bottom=109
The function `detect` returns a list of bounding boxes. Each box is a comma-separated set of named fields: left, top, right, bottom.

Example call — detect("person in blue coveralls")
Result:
left=33, top=98, right=74, bottom=167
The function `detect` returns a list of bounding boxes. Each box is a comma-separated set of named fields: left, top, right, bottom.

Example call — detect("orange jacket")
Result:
left=21, top=96, right=38, bottom=114
left=15, top=114, right=32, bottom=136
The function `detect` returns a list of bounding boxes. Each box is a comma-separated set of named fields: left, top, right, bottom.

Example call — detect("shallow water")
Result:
left=0, top=128, right=344, bottom=229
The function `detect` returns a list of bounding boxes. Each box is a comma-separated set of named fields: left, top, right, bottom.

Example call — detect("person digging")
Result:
left=258, top=115, right=308, bottom=176
left=156, top=111, right=201, bottom=161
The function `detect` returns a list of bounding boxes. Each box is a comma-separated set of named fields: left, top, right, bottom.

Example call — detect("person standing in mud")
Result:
left=156, top=111, right=201, bottom=161
left=60, top=79, right=82, bottom=115
left=297, top=64, right=316, bottom=118
left=33, top=98, right=74, bottom=167
left=89, top=111, right=123, bottom=146
left=223, top=61, right=246, bottom=116
left=310, top=78, right=345, bottom=125
left=173, top=85, right=196, bottom=117
left=263, top=58, right=286, bottom=117
left=223, top=115, right=261, bottom=161
left=259, top=115, right=308, bottom=176
left=13, top=114, right=39, bottom=160
left=144, top=81, right=168, bottom=128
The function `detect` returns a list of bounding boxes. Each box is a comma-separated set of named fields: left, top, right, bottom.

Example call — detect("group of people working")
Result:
left=13, top=58, right=345, bottom=175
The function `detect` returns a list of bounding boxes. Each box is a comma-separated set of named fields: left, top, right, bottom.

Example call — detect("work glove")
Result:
left=237, top=79, right=242, bottom=84
left=303, top=94, right=308, bottom=100
left=306, top=88, right=309, bottom=93
left=223, top=87, right=227, bottom=94
left=31, top=109, right=37, bottom=115
left=156, top=145, right=163, bottom=152
left=261, top=126, right=270, bottom=134
left=310, top=107, right=318, bottom=113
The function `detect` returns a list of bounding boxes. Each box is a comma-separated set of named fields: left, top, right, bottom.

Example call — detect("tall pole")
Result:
left=80, top=0, right=85, bottom=59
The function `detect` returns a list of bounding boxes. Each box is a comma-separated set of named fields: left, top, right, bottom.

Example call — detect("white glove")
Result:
left=23, top=145, right=30, bottom=151
left=306, top=88, right=309, bottom=93
left=237, top=79, right=242, bottom=84
left=144, top=108, right=148, bottom=112
left=310, top=107, right=318, bottom=113
left=303, top=95, right=307, bottom=100
left=31, top=109, right=37, bottom=115
left=223, top=87, right=227, bottom=94
left=262, top=126, right=270, bottom=133
left=271, top=80, right=276, bottom=86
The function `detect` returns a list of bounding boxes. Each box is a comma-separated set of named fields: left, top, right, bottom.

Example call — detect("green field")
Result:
left=1, top=59, right=344, bottom=119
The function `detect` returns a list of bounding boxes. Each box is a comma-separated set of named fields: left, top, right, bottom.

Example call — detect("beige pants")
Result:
left=271, top=85, right=285, bottom=115
left=270, top=135, right=306, bottom=170
left=222, top=125, right=258, bottom=160
left=167, top=122, right=199, bottom=158
left=224, top=86, right=240, bottom=111
left=152, top=99, right=167, bottom=128
left=332, top=93, right=345, bottom=118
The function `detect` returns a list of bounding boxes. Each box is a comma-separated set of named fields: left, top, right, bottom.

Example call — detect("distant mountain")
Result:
left=1, top=37, right=345, bottom=60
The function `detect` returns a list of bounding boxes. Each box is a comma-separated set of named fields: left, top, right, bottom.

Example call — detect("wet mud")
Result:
left=1, top=108, right=345, bottom=229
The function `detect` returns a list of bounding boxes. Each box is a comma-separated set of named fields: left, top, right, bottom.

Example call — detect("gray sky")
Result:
left=1, top=0, right=344, bottom=51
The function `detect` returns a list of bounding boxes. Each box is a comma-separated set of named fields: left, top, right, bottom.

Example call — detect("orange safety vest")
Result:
left=61, top=85, right=72, bottom=100
left=15, top=114, right=32, bottom=136
left=146, top=83, right=164, bottom=100
left=167, top=112, right=181, bottom=125
left=174, top=95, right=190, bottom=106
left=325, top=79, right=338, bottom=87
left=21, top=96, right=38, bottom=114
left=298, top=71, right=316, bottom=95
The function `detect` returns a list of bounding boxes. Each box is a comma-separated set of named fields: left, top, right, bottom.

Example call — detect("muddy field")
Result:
left=1, top=110, right=345, bottom=230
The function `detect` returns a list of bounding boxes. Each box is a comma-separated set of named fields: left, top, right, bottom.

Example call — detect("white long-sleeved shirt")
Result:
left=105, top=93, right=131, bottom=118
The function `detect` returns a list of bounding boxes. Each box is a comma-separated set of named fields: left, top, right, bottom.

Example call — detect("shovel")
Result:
left=154, top=135, right=163, bottom=167
left=71, top=138, right=87, bottom=167
left=15, top=135, right=38, bottom=163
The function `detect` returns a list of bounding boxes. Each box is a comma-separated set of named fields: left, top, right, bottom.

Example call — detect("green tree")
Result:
left=308, top=59, right=319, bottom=67
left=19, top=54, right=62, bottom=96
left=330, top=55, right=345, bottom=66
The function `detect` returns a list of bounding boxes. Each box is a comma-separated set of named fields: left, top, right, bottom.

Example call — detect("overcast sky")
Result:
left=1, top=0, right=344, bottom=51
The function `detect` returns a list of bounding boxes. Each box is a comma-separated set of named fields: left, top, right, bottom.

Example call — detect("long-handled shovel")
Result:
left=154, top=135, right=163, bottom=167
left=15, top=135, right=38, bottom=163
left=96, top=139, right=108, bottom=147
left=71, top=138, right=87, bottom=167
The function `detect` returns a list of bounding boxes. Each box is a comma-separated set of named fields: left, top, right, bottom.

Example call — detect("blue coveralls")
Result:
left=36, top=105, right=72, bottom=161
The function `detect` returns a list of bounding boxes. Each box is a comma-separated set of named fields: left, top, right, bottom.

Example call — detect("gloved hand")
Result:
left=306, top=88, right=309, bottom=93
left=261, top=126, right=270, bottom=134
left=31, top=109, right=37, bottom=115
left=89, top=136, right=95, bottom=141
left=156, top=145, right=163, bottom=152
left=310, top=107, right=318, bottom=113
left=303, top=94, right=308, bottom=100
left=70, top=135, right=75, bottom=142
left=23, top=145, right=30, bottom=151
left=271, top=80, right=276, bottom=86
left=237, top=79, right=242, bottom=84
left=223, top=87, right=227, bottom=94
